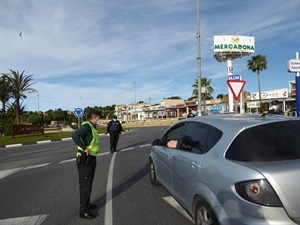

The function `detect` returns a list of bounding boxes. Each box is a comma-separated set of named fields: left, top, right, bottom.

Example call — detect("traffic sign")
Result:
left=210, top=105, right=222, bottom=113
left=287, top=59, right=300, bottom=72
left=228, top=75, right=241, bottom=80
left=74, top=108, right=84, bottom=117
left=227, top=80, right=246, bottom=101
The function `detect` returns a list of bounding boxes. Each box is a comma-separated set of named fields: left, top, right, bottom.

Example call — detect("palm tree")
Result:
left=0, top=74, right=12, bottom=113
left=247, top=55, right=267, bottom=110
left=6, top=102, right=28, bottom=124
left=192, top=77, right=214, bottom=113
left=4, top=70, right=36, bottom=123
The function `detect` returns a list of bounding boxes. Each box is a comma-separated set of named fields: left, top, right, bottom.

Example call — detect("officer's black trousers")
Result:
left=110, top=132, right=120, bottom=150
left=76, top=155, right=96, bottom=214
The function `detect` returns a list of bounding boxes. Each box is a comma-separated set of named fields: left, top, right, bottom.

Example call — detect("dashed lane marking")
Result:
left=162, top=196, right=194, bottom=223
left=23, top=163, right=51, bottom=170
left=121, top=147, right=134, bottom=152
left=0, top=144, right=149, bottom=180
left=0, top=168, right=23, bottom=180
left=139, top=144, right=151, bottom=148
left=0, top=163, right=51, bottom=180
left=0, top=214, right=48, bottom=225
left=59, top=158, right=75, bottom=164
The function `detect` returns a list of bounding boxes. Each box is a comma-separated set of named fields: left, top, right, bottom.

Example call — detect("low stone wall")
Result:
left=124, top=119, right=179, bottom=127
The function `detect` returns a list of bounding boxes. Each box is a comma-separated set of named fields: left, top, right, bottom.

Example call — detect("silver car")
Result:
left=149, top=114, right=300, bottom=225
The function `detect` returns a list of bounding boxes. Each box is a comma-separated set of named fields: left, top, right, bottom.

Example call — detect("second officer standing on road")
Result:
left=107, top=115, right=123, bottom=153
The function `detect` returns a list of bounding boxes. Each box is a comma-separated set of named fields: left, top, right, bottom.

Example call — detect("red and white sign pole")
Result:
left=227, top=80, right=246, bottom=113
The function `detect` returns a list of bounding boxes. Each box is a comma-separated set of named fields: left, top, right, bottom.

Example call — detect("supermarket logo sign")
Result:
left=214, top=35, right=255, bottom=53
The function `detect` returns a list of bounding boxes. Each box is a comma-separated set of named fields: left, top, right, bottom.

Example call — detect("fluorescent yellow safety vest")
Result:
left=77, top=121, right=99, bottom=157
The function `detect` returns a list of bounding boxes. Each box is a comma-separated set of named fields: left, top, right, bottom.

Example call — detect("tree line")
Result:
left=0, top=55, right=267, bottom=135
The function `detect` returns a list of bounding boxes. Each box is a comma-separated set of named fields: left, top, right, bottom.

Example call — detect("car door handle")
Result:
left=192, top=161, right=200, bottom=168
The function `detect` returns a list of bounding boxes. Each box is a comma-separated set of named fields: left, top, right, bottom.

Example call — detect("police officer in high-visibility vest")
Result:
left=107, top=115, right=123, bottom=153
left=71, top=110, right=101, bottom=219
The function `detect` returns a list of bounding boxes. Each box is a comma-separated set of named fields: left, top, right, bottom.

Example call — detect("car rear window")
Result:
left=225, top=121, right=300, bottom=162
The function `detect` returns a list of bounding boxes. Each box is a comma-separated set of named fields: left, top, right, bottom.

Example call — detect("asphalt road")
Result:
left=0, top=127, right=194, bottom=225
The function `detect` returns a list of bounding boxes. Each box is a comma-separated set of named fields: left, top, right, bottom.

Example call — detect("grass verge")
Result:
left=0, top=127, right=108, bottom=146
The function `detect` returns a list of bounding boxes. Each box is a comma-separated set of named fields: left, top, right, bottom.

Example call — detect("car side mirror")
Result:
left=152, top=139, right=160, bottom=146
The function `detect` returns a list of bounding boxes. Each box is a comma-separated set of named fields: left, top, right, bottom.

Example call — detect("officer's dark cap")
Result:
left=89, top=110, right=102, bottom=118
left=113, top=115, right=117, bottom=119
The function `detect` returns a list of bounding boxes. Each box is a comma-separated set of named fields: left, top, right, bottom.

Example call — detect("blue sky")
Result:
left=1, top=0, right=299, bottom=112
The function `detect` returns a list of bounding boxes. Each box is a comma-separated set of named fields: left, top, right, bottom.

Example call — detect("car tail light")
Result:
left=235, top=179, right=282, bottom=207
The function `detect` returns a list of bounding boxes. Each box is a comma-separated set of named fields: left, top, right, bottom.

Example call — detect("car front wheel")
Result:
left=149, top=159, right=160, bottom=186
left=195, top=199, right=219, bottom=225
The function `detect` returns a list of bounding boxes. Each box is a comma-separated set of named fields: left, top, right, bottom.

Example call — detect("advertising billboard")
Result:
left=250, top=88, right=288, bottom=100
left=213, top=35, right=255, bottom=62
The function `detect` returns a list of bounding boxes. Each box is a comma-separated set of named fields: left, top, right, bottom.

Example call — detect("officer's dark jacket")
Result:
left=267, top=109, right=284, bottom=115
left=107, top=120, right=123, bottom=133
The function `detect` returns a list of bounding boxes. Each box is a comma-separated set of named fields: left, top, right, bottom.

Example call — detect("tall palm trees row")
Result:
left=0, top=70, right=36, bottom=123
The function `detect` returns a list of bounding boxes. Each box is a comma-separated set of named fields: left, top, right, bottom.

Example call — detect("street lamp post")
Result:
left=196, top=0, right=202, bottom=116
left=79, top=97, right=83, bottom=127
left=133, top=82, right=137, bottom=121
left=37, top=92, right=40, bottom=114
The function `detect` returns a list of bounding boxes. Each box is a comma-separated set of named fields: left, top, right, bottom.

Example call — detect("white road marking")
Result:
left=162, top=196, right=194, bottom=223
left=1, top=144, right=143, bottom=180
left=123, top=134, right=138, bottom=138
left=139, top=144, right=151, bottom=148
left=36, top=140, right=51, bottom=144
left=0, top=168, right=23, bottom=179
left=5, top=144, right=22, bottom=148
left=61, top=137, right=72, bottom=141
left=59, top=158, right=75, bottom=164
left=0, top=214, right=48, bottom=225
left=23, top=163, right=51, bottom=170
left=121, top=147, right=134, bottom=152
left=104, top=152, right=117, bottom=225
left=98, top=152, right=111, bottom=156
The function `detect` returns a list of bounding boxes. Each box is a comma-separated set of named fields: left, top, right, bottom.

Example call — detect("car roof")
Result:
left=184, top=113, right=300, bottom=134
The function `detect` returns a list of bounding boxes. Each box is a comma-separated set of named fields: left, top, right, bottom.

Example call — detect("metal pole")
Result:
left=227, top=58, right=234, bottom=112
left=134, top=82, right=137, bottom=121
left=37, top=92, right=39, bottom=114
left=296, top=52, right=300, bottom=117
left=240, top=52, right=244, bottom=114
left=196, top=0, right=202, bottom=116
left=80, top=97, right=82, bottom=125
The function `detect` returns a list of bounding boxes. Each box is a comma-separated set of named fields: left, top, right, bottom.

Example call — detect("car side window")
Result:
left=178, top=122, right=209, bottom=154
left=207, top=126, right=223, bottom=150
left=160, top=123, right=185, bottom=147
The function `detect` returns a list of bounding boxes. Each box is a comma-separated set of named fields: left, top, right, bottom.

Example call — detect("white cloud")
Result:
left=1, top=0, right=299, bottom=111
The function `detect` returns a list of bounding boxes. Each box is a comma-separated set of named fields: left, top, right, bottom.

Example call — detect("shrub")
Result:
left=26, top=114, right=44, bottom=124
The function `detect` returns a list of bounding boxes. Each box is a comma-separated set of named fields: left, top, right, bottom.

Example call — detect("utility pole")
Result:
left=196, top=0, right=202, bottom=116
left=133, top=82, right=137, bottom=121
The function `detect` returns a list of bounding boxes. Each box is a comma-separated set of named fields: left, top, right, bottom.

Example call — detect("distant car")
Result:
left=149, top=114, right=300, bottom=225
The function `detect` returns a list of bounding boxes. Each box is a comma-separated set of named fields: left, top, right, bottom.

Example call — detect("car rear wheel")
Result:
left=195, top=199, right=219, bottom=225
left=149, top=159, right=160, bottom=186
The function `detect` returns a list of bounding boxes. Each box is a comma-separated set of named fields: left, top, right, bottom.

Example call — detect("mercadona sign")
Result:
left=213, top=35, right=255, bottom=53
